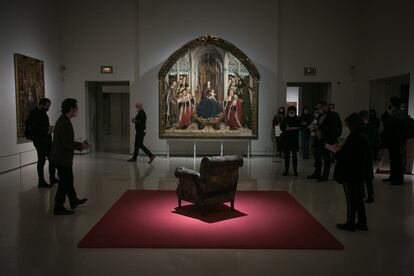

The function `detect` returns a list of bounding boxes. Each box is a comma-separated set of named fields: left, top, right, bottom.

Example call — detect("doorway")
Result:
left=286, top=82, right=331, bottom=113
left=87, top=81, right=130, bottom=154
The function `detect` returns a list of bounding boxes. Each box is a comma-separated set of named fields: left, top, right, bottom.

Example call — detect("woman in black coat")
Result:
left=280, top=106, right=301, bottom=176
left=326, top=113, right=373, bottom=232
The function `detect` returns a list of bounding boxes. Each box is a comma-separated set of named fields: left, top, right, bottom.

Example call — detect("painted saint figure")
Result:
left=235, top=78, right=251, bottom=128
left=223, top=89, right=233, bottom=125
left=228, top=75, right=238, bottom=92
left=177, top=88, right=194, bottom=129
left=226, top=93, right=243, bottom=130
left=165, top=80, right=178, bottom=128
left=224, top=89, right=242, bottom=127
left=178, top=76, right=189, bottom=94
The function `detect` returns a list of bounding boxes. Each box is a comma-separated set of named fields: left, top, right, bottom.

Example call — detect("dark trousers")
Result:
left=284, top=149, right=298, bottom=172
left=300, top=129, right=310, bottom=159
left=363, top=178, right=374, bottom=198
left=314, top=140, right=331, bottom=178
left=343, top=181, right=366, bottom=225
left=132, top=132, right=153, bottom=159
left=34, top=141, right=56, bottom=181
left=55, top=166, right=77, bottom=209
left=388, top=143, right=404, bottom=185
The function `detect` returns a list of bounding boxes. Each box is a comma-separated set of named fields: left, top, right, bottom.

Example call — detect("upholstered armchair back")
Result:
left=198, top=156, right=244, bottom=194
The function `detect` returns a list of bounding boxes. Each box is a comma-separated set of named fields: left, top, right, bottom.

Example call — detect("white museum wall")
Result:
left=60, top=0, right=138, bottom=152
left=0, top=0, right=63, bottom=173
left=138, top=0, right=279, bottom=155
left=354, top=0, right=414, bottom=117
left=279, top=0, right=357, bottom=124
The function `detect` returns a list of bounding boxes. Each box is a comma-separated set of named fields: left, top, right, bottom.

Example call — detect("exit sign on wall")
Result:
left=304, top=67, right=317, bottom=77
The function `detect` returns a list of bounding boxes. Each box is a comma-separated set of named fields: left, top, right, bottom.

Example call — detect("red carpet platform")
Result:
left=78, top=190, right=343, bottom=249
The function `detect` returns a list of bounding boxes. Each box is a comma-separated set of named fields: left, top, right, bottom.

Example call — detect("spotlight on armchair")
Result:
left=174, top=155, right=244, bottom=215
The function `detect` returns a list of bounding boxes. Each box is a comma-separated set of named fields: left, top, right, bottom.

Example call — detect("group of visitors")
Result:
left=26, top=98, right=155, bottom=215
left=272, top=96, right=412, bottom=232
left=25, top=98, right=89, bottom=215
left=273, top=101, right=341, bottom=180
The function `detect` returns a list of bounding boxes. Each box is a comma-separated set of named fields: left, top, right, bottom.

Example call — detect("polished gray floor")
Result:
left=0, top=153, right=413, bottom=276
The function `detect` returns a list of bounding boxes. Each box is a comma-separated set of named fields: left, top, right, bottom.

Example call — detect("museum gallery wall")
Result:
left=14, top=53, right=45, bottom=144
left=159, top=35, right=260, bottom=139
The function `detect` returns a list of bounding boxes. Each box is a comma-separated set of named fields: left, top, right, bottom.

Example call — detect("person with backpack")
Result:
left=25, top=98, right=58, bottom=188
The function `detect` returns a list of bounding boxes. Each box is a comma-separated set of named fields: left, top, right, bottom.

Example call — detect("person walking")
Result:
left=128, top=102, right=155, bottom=164
left=50, top=98, right=89, bottom=215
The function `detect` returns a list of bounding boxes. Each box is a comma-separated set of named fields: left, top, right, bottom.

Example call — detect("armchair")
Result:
left=174, top=155, right=244, bottom=214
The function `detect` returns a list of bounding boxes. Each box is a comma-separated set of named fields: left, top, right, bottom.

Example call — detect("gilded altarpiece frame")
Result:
left=159, top=35, right=260, bottom=139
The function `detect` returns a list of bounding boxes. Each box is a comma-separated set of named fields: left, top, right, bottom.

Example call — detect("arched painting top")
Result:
left=158, top=35, right=260, bottom=81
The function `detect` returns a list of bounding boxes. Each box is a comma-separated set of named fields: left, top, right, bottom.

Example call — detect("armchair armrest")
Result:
left=175, top=167, right=200, bottom=180
left=175, top=167, right=203, bottom=196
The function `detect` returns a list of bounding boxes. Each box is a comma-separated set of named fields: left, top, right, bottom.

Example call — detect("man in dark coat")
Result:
left=26, top=98, right=58, bottom=187
left=50, top=98, right=89, bottom=215
left=381, top=97, right=407, bottom=185
left=128, top=102, right=155, bottom=164
left=308, top=101, right=342, bottom=181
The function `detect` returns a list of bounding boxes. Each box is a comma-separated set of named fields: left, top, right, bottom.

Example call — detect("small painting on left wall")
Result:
left=14, top=53, right=45, bottom=143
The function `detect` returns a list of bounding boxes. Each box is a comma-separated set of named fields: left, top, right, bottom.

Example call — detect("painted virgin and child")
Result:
left=196, top=81, right=222, bottom=119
